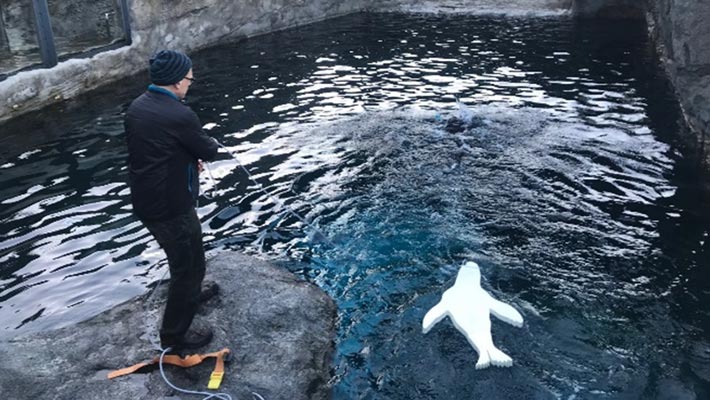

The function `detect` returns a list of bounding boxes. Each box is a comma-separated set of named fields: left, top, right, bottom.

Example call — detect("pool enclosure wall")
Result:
left=0, top=0, right=708, bottom=165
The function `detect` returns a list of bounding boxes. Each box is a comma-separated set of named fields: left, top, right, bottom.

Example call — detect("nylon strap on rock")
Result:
left=108, top=348, right=231, bottom=389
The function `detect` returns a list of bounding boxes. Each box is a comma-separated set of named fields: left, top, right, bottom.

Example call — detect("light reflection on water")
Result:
left=1, top=13, right=709, bottom=399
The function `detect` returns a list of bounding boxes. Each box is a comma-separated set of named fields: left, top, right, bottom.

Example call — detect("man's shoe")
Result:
left=161, top=328, right=213, bottom=351
left=199, top=281, right=220, bottom=302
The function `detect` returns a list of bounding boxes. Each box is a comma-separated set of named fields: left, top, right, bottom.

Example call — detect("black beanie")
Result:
left=149, top=50, right=192, bottom=86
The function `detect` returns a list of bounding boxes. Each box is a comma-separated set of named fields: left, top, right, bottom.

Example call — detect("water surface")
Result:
left=1, top=13, right=709, bottom=399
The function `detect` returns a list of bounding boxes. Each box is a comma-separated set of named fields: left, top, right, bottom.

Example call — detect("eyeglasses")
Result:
left=184, top=76, right=196, bottom=83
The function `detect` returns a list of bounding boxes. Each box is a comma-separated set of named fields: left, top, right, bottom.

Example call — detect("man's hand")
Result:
left=198, top=160, right=204, bottom=175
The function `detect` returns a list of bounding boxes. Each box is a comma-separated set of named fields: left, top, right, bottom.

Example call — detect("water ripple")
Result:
left=1, top=12, right=708, bottom=399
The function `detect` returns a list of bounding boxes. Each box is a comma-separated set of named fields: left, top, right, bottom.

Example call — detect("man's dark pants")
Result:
left=142, top=208, right=205, bottom=344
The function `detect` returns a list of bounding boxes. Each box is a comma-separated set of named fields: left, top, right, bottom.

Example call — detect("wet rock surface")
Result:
left=0, top=252, right=337, bottom=400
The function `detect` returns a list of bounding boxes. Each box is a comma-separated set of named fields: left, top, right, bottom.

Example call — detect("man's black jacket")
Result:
left=125, top=89, right=218, bottom=221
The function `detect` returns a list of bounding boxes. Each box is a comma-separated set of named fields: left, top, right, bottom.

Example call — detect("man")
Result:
left=125, top=49, right=219, bottom=351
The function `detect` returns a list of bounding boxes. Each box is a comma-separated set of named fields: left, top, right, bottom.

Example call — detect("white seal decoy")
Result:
left=422, top=261, right=524, bottom=369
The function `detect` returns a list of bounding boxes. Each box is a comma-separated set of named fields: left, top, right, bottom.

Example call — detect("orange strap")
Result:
left=108, top=348, right=231, bottom=382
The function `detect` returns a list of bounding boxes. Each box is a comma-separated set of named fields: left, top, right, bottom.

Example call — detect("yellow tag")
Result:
left=208, top=371, right=224, bottom=390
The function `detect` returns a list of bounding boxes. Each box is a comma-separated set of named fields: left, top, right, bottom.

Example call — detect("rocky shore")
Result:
left=0, top=252, right=337, bottom=400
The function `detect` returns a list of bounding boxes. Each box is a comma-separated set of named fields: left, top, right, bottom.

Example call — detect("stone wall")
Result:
left=48, top=0, right=126, bottom=52
left=0, top=0, right=373, bottom=123
left=647, top=0, right=710, bottom=165
left=1, top=1, right=37, bottom=53
left=0, top=7, right=8, bottom=53
left=0, top=15, right=7, bottom=55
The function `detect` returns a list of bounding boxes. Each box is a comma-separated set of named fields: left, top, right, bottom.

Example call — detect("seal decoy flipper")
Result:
left=487, top=296, right=524, bottom=327
left=422, top=300, right=448, bottom=334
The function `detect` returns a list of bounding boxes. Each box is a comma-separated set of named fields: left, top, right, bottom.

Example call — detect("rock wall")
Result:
left=647, top=0, right=710, bottom=166
left=0, top=7, right=8, bottom=53
left=47, top=0, right=127, bottom=52
left=1, top=0, right=37, bottom=53
left=0, top=0, right=373, bottom=123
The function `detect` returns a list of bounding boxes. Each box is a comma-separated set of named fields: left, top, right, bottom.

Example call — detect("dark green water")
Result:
left=1, top=12, right=709, bottom=399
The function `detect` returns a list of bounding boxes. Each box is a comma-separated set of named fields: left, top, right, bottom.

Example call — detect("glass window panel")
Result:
left=48, top=0, right=126, bottom=58
left=0, top=0, right=43, bottom=77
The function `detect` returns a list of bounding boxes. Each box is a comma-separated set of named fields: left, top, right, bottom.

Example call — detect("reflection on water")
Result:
left=1, top=13, right=709, bottom=399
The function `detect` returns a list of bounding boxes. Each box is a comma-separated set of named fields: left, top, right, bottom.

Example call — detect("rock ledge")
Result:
left=0, top=251, right=337, bottom=400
